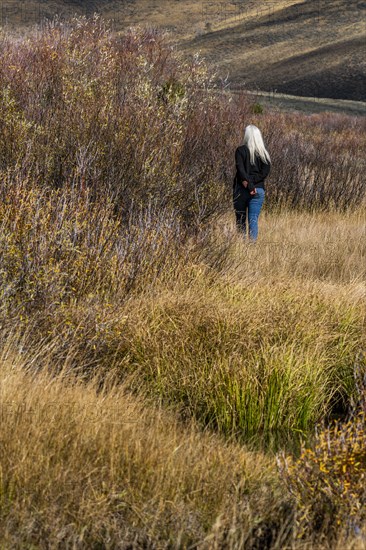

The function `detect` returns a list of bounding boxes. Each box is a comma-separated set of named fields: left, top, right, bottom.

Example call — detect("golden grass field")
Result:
left=1, top=209, right=365, bottom=547
left=0, top=13, right=365, bottom=548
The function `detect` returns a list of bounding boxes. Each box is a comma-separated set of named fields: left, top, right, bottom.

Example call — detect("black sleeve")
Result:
left=251, top=160, right=271, bottom=183
left=246, top=160, right=271, bottom=192
left=235, top=147, right=251, bottom=183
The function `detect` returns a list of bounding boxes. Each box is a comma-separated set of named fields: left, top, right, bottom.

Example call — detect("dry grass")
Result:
left=0, top=189, right=365, bottom=549
left=103, top=211, right=366, bottom=443
left=1, top=203, right=366, bottom=546
left=3, top=208, right=365, bottom=445
left=0, top=16, right=365, bottom=548
left=178, top=0, right=366, bottom=101
left=0, top=352, right=277, bottom=549
left=218, top=209, right=366, bottom=285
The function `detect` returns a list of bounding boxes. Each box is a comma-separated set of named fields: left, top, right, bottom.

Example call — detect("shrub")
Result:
left=279, top=362, right=366, bottom=542
left=0, top=15, right=252, bottom=227
left=0, top=14, right=365, bottom=225
left=252, top=101, right=264, bottom=114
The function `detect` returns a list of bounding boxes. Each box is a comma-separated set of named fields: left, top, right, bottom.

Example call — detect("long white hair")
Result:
left=243, top=125, right=271, bottom=165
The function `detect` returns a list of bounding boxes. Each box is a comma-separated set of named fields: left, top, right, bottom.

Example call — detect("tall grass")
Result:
left=0, top=14, right=366, bottom=548
left=0, top=353, right=278, bottom=548
left=1, top=345, right=365, bottom=548
left=0, top=13, right=364, bottom=445
left=1, top=177, right=364, bottom=445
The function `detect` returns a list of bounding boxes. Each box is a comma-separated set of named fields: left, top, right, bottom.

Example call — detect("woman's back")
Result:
left=233, top=125, right=270, bottom=241
left=234, top=143, right=270, bottom=191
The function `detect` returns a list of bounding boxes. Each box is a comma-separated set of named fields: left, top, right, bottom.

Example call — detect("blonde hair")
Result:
left=243, top=125, right=271, bottom=165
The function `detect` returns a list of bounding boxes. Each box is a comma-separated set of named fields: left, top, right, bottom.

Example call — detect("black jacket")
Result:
left=234, top=144, right=271, bottom=192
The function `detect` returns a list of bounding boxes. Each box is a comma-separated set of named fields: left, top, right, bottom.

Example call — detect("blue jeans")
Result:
left=248, top=188, right=265, bottom=240
left=233, top=186, right=265, bottom=241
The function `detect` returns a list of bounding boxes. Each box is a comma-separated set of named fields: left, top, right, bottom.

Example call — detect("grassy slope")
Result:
left=0, top=210, right=365, bottom=547
left=180, top=0, right=366, bottom=101
left=1, top=0, right=365, bottom=103
left=0, top=355, right=276, bottom=548
left=0, top=16, right=365, bottom=547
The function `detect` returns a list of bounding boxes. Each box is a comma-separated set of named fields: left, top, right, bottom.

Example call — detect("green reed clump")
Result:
left=107, top=279, right=365, bottom=445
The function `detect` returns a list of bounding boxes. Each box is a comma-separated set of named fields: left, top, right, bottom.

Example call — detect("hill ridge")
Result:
left=0, top=0, right=365, bottom=102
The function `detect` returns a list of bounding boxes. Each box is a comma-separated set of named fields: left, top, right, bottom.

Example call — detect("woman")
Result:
left=233, top=125, right=271, bottom=241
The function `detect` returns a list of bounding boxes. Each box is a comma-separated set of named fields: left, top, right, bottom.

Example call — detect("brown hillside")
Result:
left=0, top=0, right=365, bottom=101
left=181, top=0, right=366, bottom=101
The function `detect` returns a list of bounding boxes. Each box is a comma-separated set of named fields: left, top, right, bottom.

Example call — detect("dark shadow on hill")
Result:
left=243, top=36, right=366, bottom=101
left=183, top=0, right=366, bottom=102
